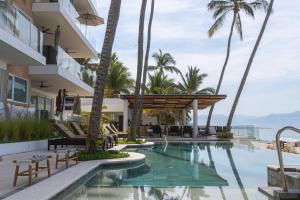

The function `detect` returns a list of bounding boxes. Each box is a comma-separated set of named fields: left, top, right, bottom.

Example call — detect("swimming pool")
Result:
left=61, top=142, right=300, bottom=200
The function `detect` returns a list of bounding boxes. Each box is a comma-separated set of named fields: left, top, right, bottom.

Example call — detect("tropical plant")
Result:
left=88, top=0, right=121, bottom=153
left=105, top=53, right=135, bottom=97
left=137, top=0, right=156, bottom=136
left=148, top=49, right=180, bottom=75
left=226, top=0, right=273, bottom=131
left=147, top=71, right=175, bottom=95
left=206, top=0, right=270, bottom=134
left=177, top=66, right=215, bottom=95
left=129, top=0, right=148, bottom=141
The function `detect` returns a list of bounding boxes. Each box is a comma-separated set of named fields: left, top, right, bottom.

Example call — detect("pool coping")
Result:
left=4, top=152, right=145, bottom=200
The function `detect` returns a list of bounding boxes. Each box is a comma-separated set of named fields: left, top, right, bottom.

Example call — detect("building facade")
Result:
left=0, top=0, right=102, bottom=120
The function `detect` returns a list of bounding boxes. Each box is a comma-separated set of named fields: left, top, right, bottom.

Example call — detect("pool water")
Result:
left=62, top=142, right=300, bottom=200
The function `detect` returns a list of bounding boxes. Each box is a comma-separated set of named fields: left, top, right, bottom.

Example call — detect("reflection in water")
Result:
left=63, top=143, right=264, bottom=200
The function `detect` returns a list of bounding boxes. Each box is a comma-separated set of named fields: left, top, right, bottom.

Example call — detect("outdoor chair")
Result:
left=182, top=126, right=193, bottom=138
left=151, top=125, right=162, bottom=138
left=13, top=155, right=51, bottom=186
left=109, top=124, right=128, bottom=138
left=55, top=149, right=78, bottom=169
left=70, top=121, right=86, bottom=136
left=169, top=126, right=182, bottom=136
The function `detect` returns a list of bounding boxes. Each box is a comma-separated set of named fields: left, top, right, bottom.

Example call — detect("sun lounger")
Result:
left=70, top=121, right=86, bottom=136
left=109, top=124, right=128, bottom=138
left=106, top=125, right=127, bottom=139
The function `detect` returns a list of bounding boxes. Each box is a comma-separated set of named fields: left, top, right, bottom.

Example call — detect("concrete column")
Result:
left=182, top=109, right=187, bottom=125
left=123, top=100, right=129, bottom=131
left=193, top=99, right=198, bottom=138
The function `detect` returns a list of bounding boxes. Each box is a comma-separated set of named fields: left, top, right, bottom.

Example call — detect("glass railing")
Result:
left=33, top=0, right=99, bottom=52
left=56, top=46, right=95, bottom=83
left=0, top=2, right=43, bottom=53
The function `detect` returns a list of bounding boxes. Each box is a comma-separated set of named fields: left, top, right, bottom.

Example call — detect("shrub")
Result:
left=76, top=151, right=129, bottom=161
left=216, top=132, right=233, bottom=139
left=0, top=120, right=55, bottom=143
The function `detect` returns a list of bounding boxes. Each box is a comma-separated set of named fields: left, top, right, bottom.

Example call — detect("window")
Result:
left=7, top=75, right=28, bottom=103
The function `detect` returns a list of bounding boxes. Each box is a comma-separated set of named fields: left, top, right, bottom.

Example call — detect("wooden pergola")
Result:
left=121, top=94, right=226, bottom=110
left=120, top=94, right=226, bottom=138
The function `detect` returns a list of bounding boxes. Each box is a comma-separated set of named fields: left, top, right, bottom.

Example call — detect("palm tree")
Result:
left=88, top=0, right=121, bottom=153
left=206, top=0, right=269, bottom=134
left=106, top=53, right=135, bottom=97
left=147, top=71, right=175, bottom=95
left=137, top=0, right=156, bottom=130
left=129, top=0, right=147, bottom=141
left=177, top=66, right=215, bottom=95
left=148, top=49, right=180, bottom=75
left=226, top=0, right=273, bottom=131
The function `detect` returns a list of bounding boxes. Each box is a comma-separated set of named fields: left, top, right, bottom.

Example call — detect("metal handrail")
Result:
left=163, top=134, right=168, bottom=152
left=275, top=126, right=300, bottom=192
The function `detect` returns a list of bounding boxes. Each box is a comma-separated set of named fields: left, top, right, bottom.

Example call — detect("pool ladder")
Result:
left=275, top=126, right=300, bottom=192
left=163, top=134, right=168, bottom=152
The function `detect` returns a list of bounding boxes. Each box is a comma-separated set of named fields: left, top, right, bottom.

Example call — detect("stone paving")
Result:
left=0, top=149, right=78, bottom=199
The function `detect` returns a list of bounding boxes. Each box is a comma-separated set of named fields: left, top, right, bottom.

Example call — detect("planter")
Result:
left=0, top=140, right=48, bottom=156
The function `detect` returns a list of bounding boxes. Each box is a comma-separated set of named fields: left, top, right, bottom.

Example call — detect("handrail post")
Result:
left=275, top=126, right=300, bottom=192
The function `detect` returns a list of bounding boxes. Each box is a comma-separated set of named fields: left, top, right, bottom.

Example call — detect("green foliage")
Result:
left=118, top=139, right=145, bottom=145
left=177, top=66, right=215, bottom=95
left=106, top=53, right=135, bottom=97
left=76, top=151, right=129, bottom=161
left=0, top=120, right=55, bottom=143
left=147, top=71, right=175, bottom=95
left=216, top=132, right=233, bottom=139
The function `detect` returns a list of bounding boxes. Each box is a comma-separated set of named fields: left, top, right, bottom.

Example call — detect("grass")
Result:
left=76, top=151, right=129, bottom=161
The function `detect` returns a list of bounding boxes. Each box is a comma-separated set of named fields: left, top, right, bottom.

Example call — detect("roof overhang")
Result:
left=73, top=0, right=100, bottom=16
left=121, top=94, right=227, bottom=109
left=32, top=2, right=98, bottom=59
left=29, top=65, right=94, bottom=96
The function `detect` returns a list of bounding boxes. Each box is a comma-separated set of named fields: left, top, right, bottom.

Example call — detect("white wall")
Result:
left=0, top=140, right=48, bottom=156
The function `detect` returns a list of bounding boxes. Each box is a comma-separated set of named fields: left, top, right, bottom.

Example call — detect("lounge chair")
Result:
left=70, top=121, right=86, bottom=136
left=182, top=126, right=193, bottom=138
left=107, top=124, right=128, bottom=139
left=105, top=126, right=119, bottom=145
left=50, top=122, right=113, bottom=150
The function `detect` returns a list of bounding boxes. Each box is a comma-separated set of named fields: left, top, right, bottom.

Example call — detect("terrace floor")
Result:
left=0, top=149, right=78, bottom=199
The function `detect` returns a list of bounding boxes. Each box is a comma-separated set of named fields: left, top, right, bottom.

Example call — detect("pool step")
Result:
left=267, top=165, right=300, bottom=189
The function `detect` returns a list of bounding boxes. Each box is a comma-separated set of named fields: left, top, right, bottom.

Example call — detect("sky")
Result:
left=90, top=0, right=300, bottom=117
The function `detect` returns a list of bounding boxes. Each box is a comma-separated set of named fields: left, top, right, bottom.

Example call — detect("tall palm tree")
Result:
left=137, top=0, right=156, bottom=130
left=177, top=66, right=215, bottom=95
left=206, top=0, right=269, bottom=134
left=148, top=49, right=180, bottom=75
left=226, top=0, right=273, bottom=131
left=88, top=0, right=121, bottom=153
left=106, top=53, right=134, bottom=97
left=129, top=0, right=147, bottom=141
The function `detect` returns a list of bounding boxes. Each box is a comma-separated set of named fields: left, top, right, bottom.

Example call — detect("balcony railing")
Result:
left=33, top=0, right=99, bottom=52
left=0, top=2, right=43, bottom=53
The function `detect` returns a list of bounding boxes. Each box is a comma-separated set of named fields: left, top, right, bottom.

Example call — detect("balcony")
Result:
left=29, top=46, right=94, bottom=96
left=32, top=0, right=100, bottom=59
left=0, top=2, right=45, bottom=65
left=73, top=0, right=99, bottom=16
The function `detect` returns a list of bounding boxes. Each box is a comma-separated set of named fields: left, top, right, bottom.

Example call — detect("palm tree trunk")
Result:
left=129, top=0, right=147, bottom=141
left=88, top=0, right=121, bottom=153
left=205, top=12, right=237, bottom=135
left=226, top=149, right=249, bottom=200
left=137, top=0, right=155, bottom=128
left=226, top=0, right=274, bottom=131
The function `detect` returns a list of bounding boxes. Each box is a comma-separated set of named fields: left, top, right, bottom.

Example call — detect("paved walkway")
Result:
left=0, top=150, right=78, bottom=199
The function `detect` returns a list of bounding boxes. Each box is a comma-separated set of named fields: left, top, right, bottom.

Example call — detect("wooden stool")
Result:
left=55, top=150, right=78, bottom=169
left=13, top=156, right=52, bottom=186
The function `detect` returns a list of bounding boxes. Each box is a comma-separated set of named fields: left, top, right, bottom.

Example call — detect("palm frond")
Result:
left=207, top=0, right=231, bottom=11
left=235, top=13, right=243, bottom=40
left=208, top=11, right=228, bottom=37
left=195, top=87, right=216, bottom=95
left=250, top=0, right=270, bottom=13
left=239, top=2, right=255, bottom=18
left=213, top=5, right=233, bottom=19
